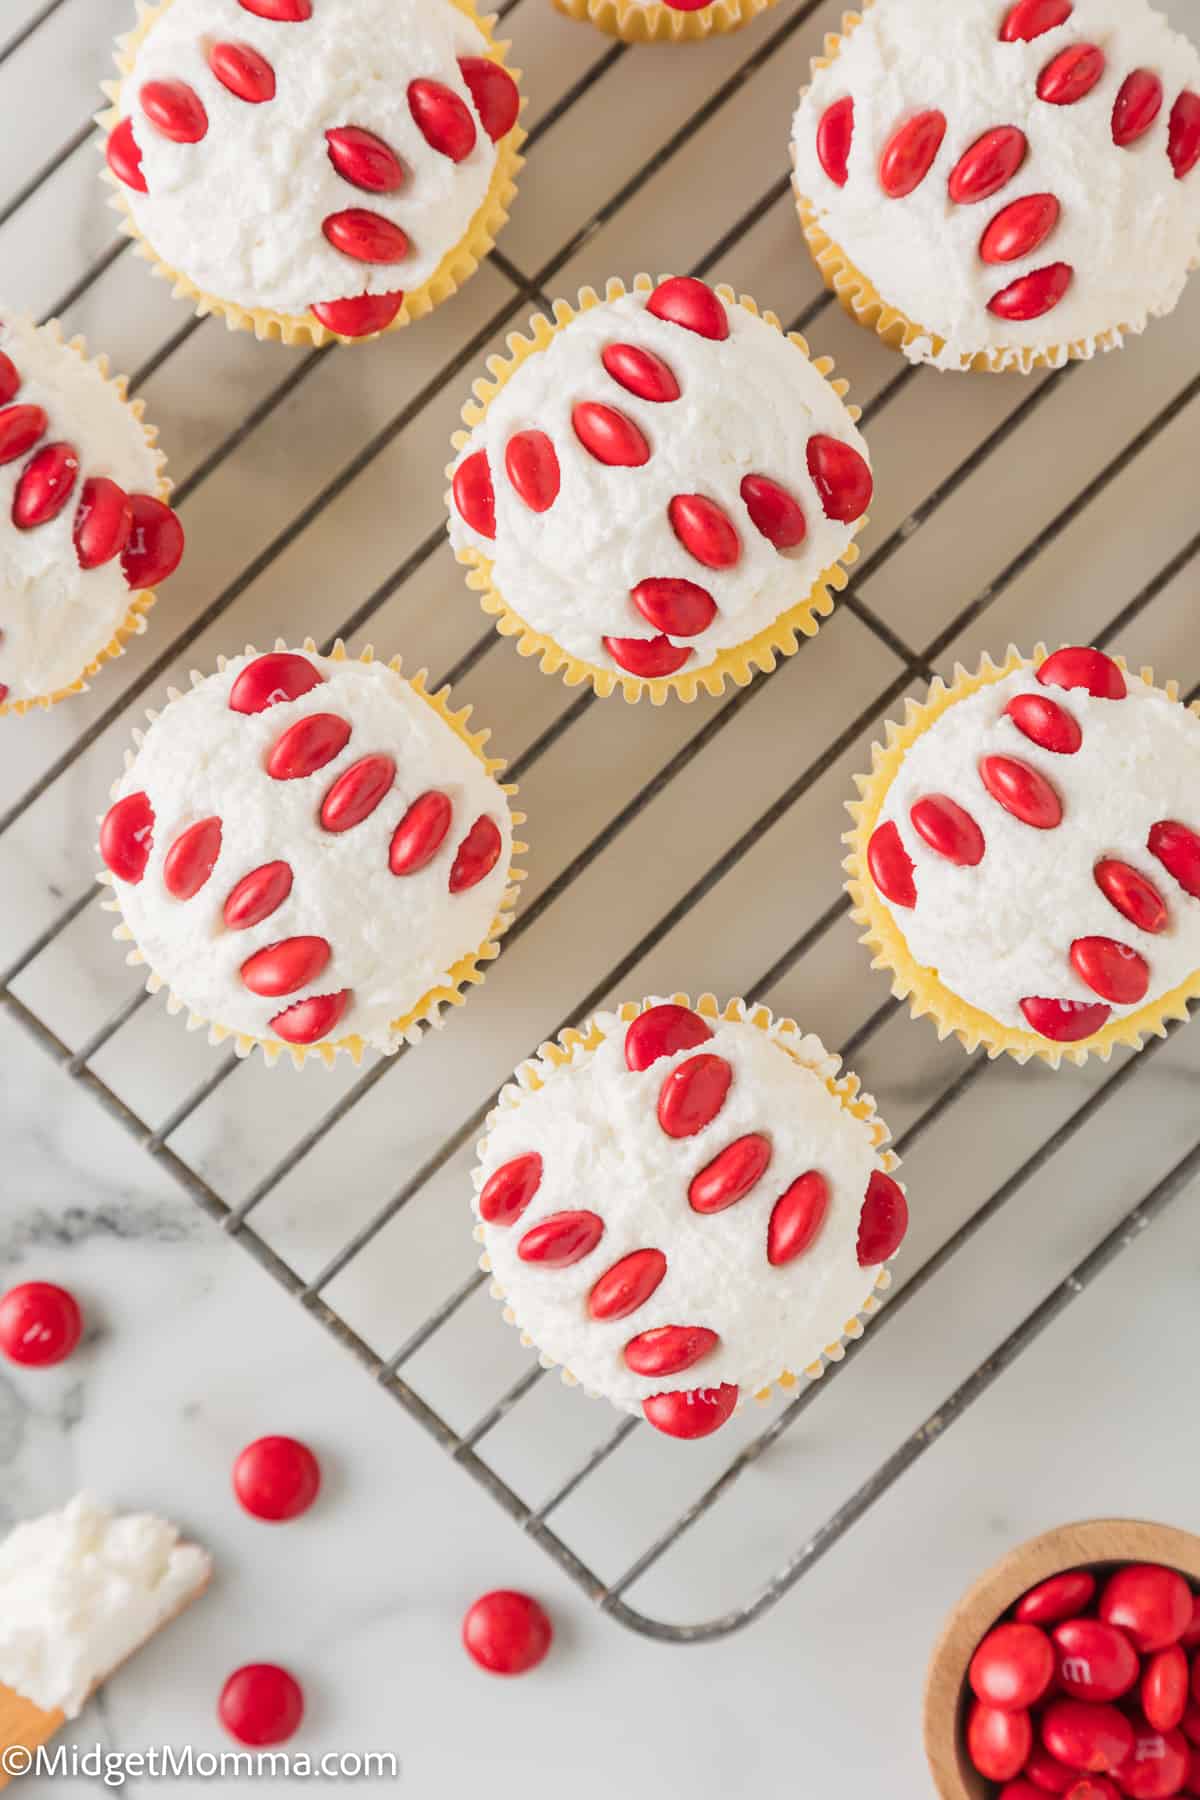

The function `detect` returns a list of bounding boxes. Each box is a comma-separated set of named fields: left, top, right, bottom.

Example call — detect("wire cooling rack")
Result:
left=2, top=0, right=1200, bottom=1642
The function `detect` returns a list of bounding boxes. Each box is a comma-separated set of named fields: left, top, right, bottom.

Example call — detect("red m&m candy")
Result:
left=219, top=1664, right=304, bottom=1746
left=0, top=1282, right=83, bottom=1366
left=970, top=1621, right=1055, bottom=1710
left=462, top=1591, right=552, bottom=1676
left=233, top=1436, right=321, bottom=1522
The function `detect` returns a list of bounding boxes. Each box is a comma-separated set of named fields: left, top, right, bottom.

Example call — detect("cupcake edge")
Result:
left=844, top=645, right=1200, bottom=1068
left=552, top=0, right=777, bottom=46
left=95, top=638, right=528, bottom=1068
left=95, top=0, right=526, bottom=348
left=472, top=992, right=899, bottom=1416
left=446, top=274, right=868, bottom=706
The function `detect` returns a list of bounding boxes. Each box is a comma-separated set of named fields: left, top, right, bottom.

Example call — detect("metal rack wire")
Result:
left=2, top=0, right=1199, bottom=1642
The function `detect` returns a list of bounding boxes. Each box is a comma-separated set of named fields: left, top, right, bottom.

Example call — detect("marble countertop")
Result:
left=2, top=0, right=1199, bottom=1794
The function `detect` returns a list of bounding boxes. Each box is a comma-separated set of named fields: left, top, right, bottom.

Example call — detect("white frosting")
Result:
left=107, top=651, right=514, bottom=1050
left=119, top=0, right=499, bottom=316
left=873, top=665, right=1200, bottom=1028
left=791, top=0, right=1200, bottom=367
left=0, top=313, right=160, bottom=702
left=448, top=290, right=870, bottom=673
left=475, top=1010, right=893, bottom=1409
left=0, top=1494, right=209, bottom=1719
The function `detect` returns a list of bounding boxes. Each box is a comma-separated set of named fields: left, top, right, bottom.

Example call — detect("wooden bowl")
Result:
left=923, top=1518, right=1200, bottom=1800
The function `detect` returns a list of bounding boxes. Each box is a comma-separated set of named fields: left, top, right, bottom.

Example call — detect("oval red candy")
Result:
left=624, top=1324, right=718, bottom=1378
left=603, top=635, right=693, bottom=679
left=266, top=714, right=351, bottom=781
left=989, top=263, right=1074, bottom=321
left=209, top=41, right=276, bottom=103
left=163, top=817, right=222, bottom=901
left=1116, top=1724, right=1190, bottom=1800
left=624, top=1003, right=713, bottom=1072
left=270, top=990, right=350, bottom=1046
left=13, top=442, right=79, bottom=530
left=949, top=126, right=1028, bottom=204
left=73, top=476, right=133, bottom=570
left=457, top=57, right=520, bottom=144
left=1024, top=1742, right=1078, bottom=1790
left=322, top=208, right=409, bottom=264
left=120, top=493, right=184, bottom=588
left=389, top=791, right=453, bottom=876
left=1006, top=692, right=1082, bottom=755
left=631, top=577, right=716, bottom=638
left=999, top=0, right=1073, bottom=40
left=879, top=110, right=947, bottom=198
left=1097, top=856, right=1171, bottom=933
left=505, top=430, right=560, bottom=513
left=1020, top=996, right=1112, bottom=1042
left=140, top=78, right=208, bottom=143
left=740, top=474, right=807, bottom=551
left=1112, top=70, right=1164, bottom=147
left=325, top=126, right=405, bottom=193
left=688, top=1134, right=771, bottom=1215
left=588, top=1249, right=667, bottom=1322
left=0, top=352, right=18, bottom=408
left=1148, top=821, right=1200, bottom=900
left=219, top=1665, right=303, bottom=1747
left=1052, top=1617, right=1140, bottom=1703
left=241, top=936, right=331, bottom=998
left=462, top=1592, right=552, bottom=1677
left=1070, top=936, right=1150, bottom=1005
left=1017, top=1569, right=1097, bottom=1627
left=229, top=652, right=322, bottom=715
left=979, top=755, right=1063, bottom=829
left=857, top=1169, right=908, bottom=1266
left=1142, top=1647, right=1190, bottom=1733
left=806, top=434, right=873, bottom=522
left=1099, top=1565, right=1194, bottom=1653
left=645, top=276, right=728, bottom=341
left=100, top=791, right=155, bottom=884
left=106, top=116, right=147, bottom=192
left=1038, top=44, right=1106, bottom=105
left=1064, top=1782, right=1121, bottom=1800
left=969, top=1702, right=1033, bottom=1782
left=971, top=1622, right=1056, bottom=1710
left=310, top=292, right=405, bottom=338
left=452, top=448, right=495, bottom=539
left=319, top=754, right=396, bottom=833
left=0, top=404, right=47, bottom=465
left=767, top=1171, right=829, bottom=1267
left=657, top=1053, right=732, bottom=1139
left=1169, top=92, right=1200, bottom=180
left=1038, top=647, right=1127, bottom=699
left=517, top=1210, right=604, bottom=1268
left=408, top=78, right=477, bottom=163
left=0, top=1282, right=83, bottom=1367
left=817, top=95, right=854, bottom=187
left=910, top=794, right=986, bottom=866
left=223, top=861, right=294, bottom=930
left=573, top=402, right=650, bottom=469
left=479, top=1152, right=543, bottom=1228
left=642, top=1383, right=738, bottom=1439
left=668, top=494, right=741, bottom=569
left=868, top=820, right=917, bottom=908
left=233, top=1435, right=320, bottom=1522
left=981, top=194, right=1062, bottom=265
left=601, top=341, right=680, bottom=404
left=238, top=0, right=312, bottom=17
left=449, top=815, right=502, bottom=894
left=1042, top=1699, right=1134, bottom=1773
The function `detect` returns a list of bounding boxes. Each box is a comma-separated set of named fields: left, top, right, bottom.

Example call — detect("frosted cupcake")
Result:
left=447, top=275, right=873, bottom=703
left=791, top=0, right=1200, bottom=372
left=101, top=0, right=523, bottom=344
left=0, top=311, right=182, bottom=715
left=846, top=646, right=1200, bottom=1066
left=98, top=643, right=525, bottom=1065
left=552, top=0, right=779, bottom=46
left=473, top=995, right=908, bottom=1440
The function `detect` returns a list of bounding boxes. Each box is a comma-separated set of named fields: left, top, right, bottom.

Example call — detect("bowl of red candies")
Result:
left=924, top=1520, right=1200, bottom=1800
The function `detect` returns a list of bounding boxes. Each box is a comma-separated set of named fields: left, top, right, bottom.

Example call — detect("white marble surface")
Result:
left=1, top=0, right=1199, bottom=1794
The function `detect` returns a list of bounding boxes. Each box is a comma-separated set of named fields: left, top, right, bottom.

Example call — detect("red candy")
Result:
left=806, top=434, right=873, bottom=523
left=572, top=402, right=650, bottom=468
left=266, top=714, right=352, bottom=781
left=979, top=754, right=1063, bottom=830
left=325, top=125, right=405, bottom=193
left=688, top=1133, right=772, bottom=1215
left=140, top=78, right=208, bottom=143
left=322, top=209, right=409, bottom=263
left=999, top=0, right=1073, bottom=40
left=879, top=109, right=947, bottom=198
left=1053, top=1618, right=1140, bottom=1702
left=857, top=1169, right=908, bottom=1266
left=229, top=653, right=322, bottom=715
left=588, top=1249, right=667, bottom=1322
left=100, top=791, right=155, bottom=884
left=0, top=404, right=47, bottom=465
left=1100, top=1566, right=1194, bottom=1654
left=646, top=276, right=728, bottom=342
left=603, top=635, right=693, bottom=679
left=223, top=861, right=293, bottom=930
left=601, top=342, right=680, bottom=404
left=1038, top=647, right=1126, bottom=699
left=972, top=1622, right=1056, bottom=1710
left=1038, top=44, right=1106, bottom=106
left=982, top=194, right=1062, bottom=265
left=1181, top=1597, right=1200, bottom=1650
left=457, top=57, right=520, bottom=143
left=642, top=1383, right=739, bottom=1440
left=462, top=1592, right=552, bottom=1676
left=1065, top=1782, right=1121, bottom=1800
left=505, top=430, right=560, bottom=513
left=868, top=819, right=918, bottom=907
left=233, top=1435, right=320, bottom=1522
left=163, top=817, right=222, bottom=901
left=623, top=1324, right=718, bottom=1377
left=241, top=936, right=331, bottom=998
left=1117, top=1724, right=1190, bottom=1799
left=389, top=791, right=453, bottom=876
left=911, top=794, right=986, bottom=866
left=1025, top=1743, right=1078, bottom=1791
left=1169, top=93, right=1200, bottom=181
left=767, top=1171, right=829, bottom=1266
left=73, top=477, right=133, bottom=570
left=0, top=352, right=18, bottom=407
left=1070, top=936, right=1150, bottom=1006
left=624, top=1003, right=713, bottom=1072
left=517, top=1210, right=604, bottom=1268
left=1142, top=1647, right=1190, bottom=1732
left=668, top=493, right=741, bottom=569
left=121, top=494, right=184, bottom=588
left=452, top=449, right=495, bottom=539
left=1018, top=1570, right=1097, bottom=1628
left=817, top=95, right=855, bottom=187
left=1006, top=691, right=1082, bottom=756
left=238, top=0, right=312, bottom=17
left=479, top=1153, right=543, bottom=1228
left=1042, top=1699, right=1135, bottom=1773
left=656, top=1053, right=732, bottom=1140
left=310, top=292, right=405, bottom=338
left=1148, top=821, right=1200, bottom=901
left=631, top=577, right=716, bottom=638
left=448, top=815, right=502, bottom=894
left=106, top=116, right=147, bottom=192
left=269, top=990, right=350, bottom=1046
left=1020, top=996, right=1112, bottom=1042
left=1112, top=70, right=1164, bottom=147
left=0, top=1282, right=83, bottom=1367
left=949, top=126, right=1028, bottom=204
left=969, top=1702, right=1034, bottom=1781
left=218, top=1665, right=303, bottom=1746
left=13, top=442, right=79, bottom=530
left=989, top=264, right=1074, bottom=321
left=1002, top=1787, right=1053, bottom=1800
left=407, top=79, right=476, bottom=163
left=319, top=754, right=396, bottom=833
left=740, top=474, right=807, bottom=551
left=209, top=41, right=276, bottom=104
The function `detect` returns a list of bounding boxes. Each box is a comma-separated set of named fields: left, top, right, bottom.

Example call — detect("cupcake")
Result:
left=97, top=642, right=525, bottom=1065
left=100, top=0, right=524, bottom=345
left=552, top=0, right=778, bottom=46
left=845, top=646, right=1200, bottom=1067
left=472, top=995, right=908, bottom=1440
left=791, top=0, right=1200, bottom=373
left=0, top=311, right=183, bottom=716
left=447, top=275, right=873, bottom=704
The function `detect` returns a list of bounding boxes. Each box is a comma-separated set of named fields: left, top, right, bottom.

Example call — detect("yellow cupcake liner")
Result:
left=448, top=274, right=868, bottom=705
left=791, top=5, right=1130, bottom=375
left=97, top=0, right=525, bottom=348
left=473, top=992, right=901, bottom=1418
left=552, top=0, right=779, bottom=45
left=844, top=646, right=1200, bottom=1068
left=96, top=638, right=528, bottom=1069
left=0, top=321, right=172, bottom=718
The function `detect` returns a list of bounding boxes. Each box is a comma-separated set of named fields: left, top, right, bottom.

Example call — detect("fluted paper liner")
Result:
left=96, top=640, right=528, bottom=1069
left=844, top=646, right=1200, bottom=1068
left=792, top=4, right=1132, bottom=375
left=472, top=994, right=900, bottom=1423
left=97, top=0, right=525, bottom=348
left=0, top=322, right=171, bottom=718
left=552, top=0, right=778, bottom=45
left=449, top=275, right=868, bottom=704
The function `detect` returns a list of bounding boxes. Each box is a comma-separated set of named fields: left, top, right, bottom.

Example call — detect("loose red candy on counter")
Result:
left=219, top=1665, right=303, bottom=1746
left=624, top=1003, right=713, bottom=1072
left=462, top=1592, right=552, bottom=1676
left=971, top=1622, right=1056, bottom=1710
left=1100, top=1566, right=1194, bottom=1653
left=1017, top=1570, right=1097, bottom=1628
left=1052, top=1617, right=1140, bottom=1703
left=0, top=1282, right=83, bottom=1367
left=968, top=1701, right=1033, bottom=1781
left=1042, top=1698, right=1135, bottom=1774
left=1116, top=1724, right=1190, bottom=1799
left=233, top=1436, right=321, bottom=1522
left=1143, top=1646, right=1190, bottom=1732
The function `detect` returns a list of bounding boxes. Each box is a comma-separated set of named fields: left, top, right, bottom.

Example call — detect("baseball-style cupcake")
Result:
left=552, top=0, right=778, bottom=46
left=0, top=311, right=183, bottom=716
left=97, top=642, right=525, bottom=1065
left=791, top=0, right=1200, bottom=372
left=101, top=0, right=523, bottom=345
left=472, top=995, right=908, bottom=1440
left=846, top=646, right=1200, bottom=1066
left=447, top=275, right=873, bottom=704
